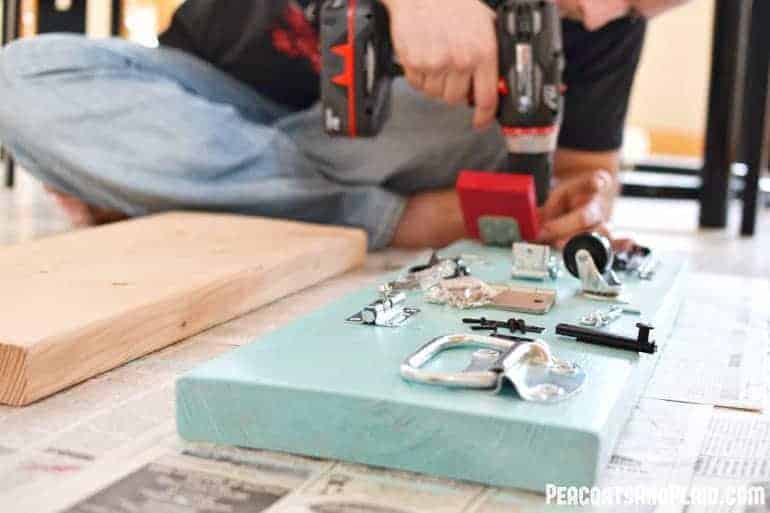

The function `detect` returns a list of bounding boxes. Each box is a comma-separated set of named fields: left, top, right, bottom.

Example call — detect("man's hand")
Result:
left=537, top=169, right=632, bottom=250
left=381, top=0, right=499, bottom=129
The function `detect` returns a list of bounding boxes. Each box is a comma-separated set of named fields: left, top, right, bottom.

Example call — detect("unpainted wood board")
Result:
left=0, top=212, right=367, bottom=406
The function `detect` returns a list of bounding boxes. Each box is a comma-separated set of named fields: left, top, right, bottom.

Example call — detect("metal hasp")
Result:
left=346, top=291, right=420, bottom=328
left=511, top=242, right=559, bottom=280
left=462, top=316, right=545, bottom=342
left=400, top=334, right=585, bottom=403
left=388, top=252, right=471, bottom=291
left=556, top=322, right=657, bottom=354
left=563, top=233, right=624, bottom=299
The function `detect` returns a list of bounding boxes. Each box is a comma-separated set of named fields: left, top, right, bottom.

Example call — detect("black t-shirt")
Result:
left=159, top=1, right=646, bottom=152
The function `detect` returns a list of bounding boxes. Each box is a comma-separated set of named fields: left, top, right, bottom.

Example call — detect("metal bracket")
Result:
left=400, top=334, right=585, bottom=402
left=511, top=242, right=559, bottom=280
left=346, top=292, right=420, bottom=328
left=575, top=249, right=624, bottom=300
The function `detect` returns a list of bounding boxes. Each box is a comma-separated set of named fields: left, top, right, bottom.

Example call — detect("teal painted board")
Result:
left=177, top=241, right=687, bottom=491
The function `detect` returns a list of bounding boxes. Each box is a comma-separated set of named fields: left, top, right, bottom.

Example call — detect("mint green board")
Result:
left=177, top=241, right=687, bottom=492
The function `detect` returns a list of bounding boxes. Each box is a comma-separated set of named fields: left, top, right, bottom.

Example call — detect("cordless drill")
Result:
left=320, top=0, right=564, bottom=241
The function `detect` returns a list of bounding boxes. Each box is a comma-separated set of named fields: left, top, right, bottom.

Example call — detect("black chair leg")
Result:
left=1, top=145, right=15, bottom=188
left=111, top=0, right=123, bottom=35
left=5, top=157, right=15, bottom=189
left=739, top=0, right=770, bottom=236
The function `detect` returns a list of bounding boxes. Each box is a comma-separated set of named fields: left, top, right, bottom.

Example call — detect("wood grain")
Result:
left=0, top=212, right=366, bottom=406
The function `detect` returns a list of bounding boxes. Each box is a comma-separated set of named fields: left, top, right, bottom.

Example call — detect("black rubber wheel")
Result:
left=563, top=232, right=613, bottom=278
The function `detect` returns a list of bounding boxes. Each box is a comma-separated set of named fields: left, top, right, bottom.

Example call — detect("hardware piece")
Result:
left=346, top=292, right=420, bottom=327
left=400, top=334, right=586, bottom=402
left=563, top=233, right=624, bottom=300
left=512, top=242, right=559, bottom=280
left=614, top=244, right=659, bottom=280
left=556, top=322, right=657, bottom=354
left=463, top=317, right=545, bottom=334
left=581, top=306, right=618, bottom=327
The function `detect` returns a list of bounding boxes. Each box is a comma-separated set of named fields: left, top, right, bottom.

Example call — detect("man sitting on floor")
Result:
left=0, top=0, right=687, bottom=250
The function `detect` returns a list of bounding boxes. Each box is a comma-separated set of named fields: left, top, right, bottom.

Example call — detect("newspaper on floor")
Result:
left=52, top=443, right=483, bottom=513
left=0, top=273, right=766, bottom=513
left=685, top=407, right=770, bottom=513
left=0, top=337, right=236, bottom=510
left=683, top=316, right=770, bottom=513
left=277, top=461, right=484, bottom=513
left=590, top=399, right=712, bottom=513
left=644, top=275, right=769, bottom=411
left=57, top=446, right=333, bottom=513
left=4, top=394, right=714, bottom=513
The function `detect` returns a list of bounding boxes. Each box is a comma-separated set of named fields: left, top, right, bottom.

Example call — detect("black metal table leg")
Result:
left=1, top=143, right=14, bottom=187
left=2, top=0, right=19, bottom=189
left=699, top=0, right=748, bottom=228
left=4, top=155, right=15, bottom=188
left=739, top=0, right=770, bottom=236
left=111, top=0, right=122, bottom=36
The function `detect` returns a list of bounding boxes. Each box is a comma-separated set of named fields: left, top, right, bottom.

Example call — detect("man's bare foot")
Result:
left=391, top=189, right=467, bottom=248
left=45, top=186, right=127, bottom=227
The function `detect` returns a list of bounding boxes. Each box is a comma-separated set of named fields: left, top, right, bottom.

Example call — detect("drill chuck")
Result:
left=507, top=153, right=553, bottom=206
left=497, top=0, right=563, bottom=205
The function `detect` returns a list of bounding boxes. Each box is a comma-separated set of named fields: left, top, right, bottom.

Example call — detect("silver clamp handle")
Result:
left=401, top=334, right=522, bottom=389
left=400, top=334, right=585, bottom=402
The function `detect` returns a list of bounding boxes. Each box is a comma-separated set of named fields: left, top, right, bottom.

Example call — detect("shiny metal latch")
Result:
left=346, top=292, right=420, bottom=327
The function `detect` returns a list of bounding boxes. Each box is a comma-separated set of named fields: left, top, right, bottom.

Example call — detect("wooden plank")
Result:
left=0, top=212, right=366, bottom=406
left=177, top=241, right=689, bottom=491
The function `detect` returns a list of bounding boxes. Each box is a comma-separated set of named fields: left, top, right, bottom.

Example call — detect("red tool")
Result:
left=320, top=0, right=564, bottom=245
left=456, top=171, right=539, bottom=242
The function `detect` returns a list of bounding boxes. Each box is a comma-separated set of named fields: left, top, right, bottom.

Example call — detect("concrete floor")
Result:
left=611, top=190, right=770, bottom=278
left=0, top=171, right=70, bottom=245
left=0, top=169, right=770, bottom=277
left=0, top=169, right=768, bottom=278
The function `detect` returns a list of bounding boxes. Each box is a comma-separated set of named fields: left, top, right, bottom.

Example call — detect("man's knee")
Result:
left=0, top=35, right=117, bottom=140
left=0, top=34, right=124, bottom=85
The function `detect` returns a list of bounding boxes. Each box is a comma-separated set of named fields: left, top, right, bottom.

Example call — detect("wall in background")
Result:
left=19, top=0, right=178, bottom=41
left=86, top=0, right=111, bottom=38
left=627, top=0, right=714, bottom=156
left=20, top=0, right=115, bottom=38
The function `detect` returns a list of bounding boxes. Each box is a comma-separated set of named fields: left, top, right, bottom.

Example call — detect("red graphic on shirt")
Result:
left=271, top=2, right=321, bottom=73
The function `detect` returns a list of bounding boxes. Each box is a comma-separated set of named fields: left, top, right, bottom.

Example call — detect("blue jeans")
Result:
left=0, top=34, right=507, bottom=249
